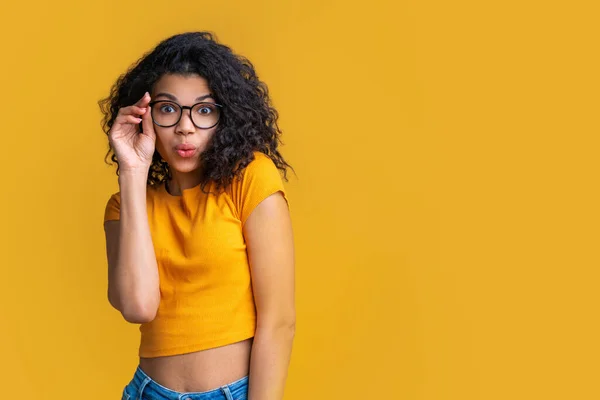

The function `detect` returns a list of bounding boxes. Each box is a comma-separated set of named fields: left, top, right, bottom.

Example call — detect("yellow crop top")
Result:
left=103, top=152, right=288, bottom=357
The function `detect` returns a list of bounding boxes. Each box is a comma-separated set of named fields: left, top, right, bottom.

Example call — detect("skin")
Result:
left=150, top=74, right=217, bottom=194
left=104, top=74, right=295, bottom=398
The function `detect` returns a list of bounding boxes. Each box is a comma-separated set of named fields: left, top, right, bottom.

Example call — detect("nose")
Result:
left=175, top=110, right=196, bottom=135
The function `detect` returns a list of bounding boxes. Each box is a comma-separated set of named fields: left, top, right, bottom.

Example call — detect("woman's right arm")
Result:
left=103, top=92, right=160, bottom=324
left=104, top=170, right=160, bottom=324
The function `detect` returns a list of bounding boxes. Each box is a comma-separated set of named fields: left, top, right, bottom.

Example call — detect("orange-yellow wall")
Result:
left=1, top=1, right=598, bottom=399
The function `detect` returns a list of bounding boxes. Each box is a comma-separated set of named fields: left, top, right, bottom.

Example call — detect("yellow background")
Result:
left=1, top=0, right=598, bottom=399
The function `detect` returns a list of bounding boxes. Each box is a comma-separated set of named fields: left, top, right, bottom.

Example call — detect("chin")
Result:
left=168, top=159, right=202, bottom=174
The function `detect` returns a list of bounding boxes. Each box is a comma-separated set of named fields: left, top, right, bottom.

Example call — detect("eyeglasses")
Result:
left=148, top=100, right=223, bottom=129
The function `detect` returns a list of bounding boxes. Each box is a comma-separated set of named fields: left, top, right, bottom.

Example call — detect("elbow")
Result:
left=257, top=315, right=296, bottom=337
left=121, top=302, right=157, bottom=324
left=280, top=310, right=297, bottom=335
left=278, top=320, right=296, bottom=341
left=285, top=310, right=296, bottom=334
left=284, top=317, right=296, bottom=336
left=108, top=289, right=158, bottom=324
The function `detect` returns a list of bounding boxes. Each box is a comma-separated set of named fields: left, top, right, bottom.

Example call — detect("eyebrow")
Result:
left=154, top=92, right=215, bottom=102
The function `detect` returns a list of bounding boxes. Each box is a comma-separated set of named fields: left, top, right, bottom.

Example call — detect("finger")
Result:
left=134, top=92, right=151, bottom=108
left=140, top=103, right=156, bottom=141
left=114, top=114, right=143, bottom=126
left=118, top=105, right=148, bottom=117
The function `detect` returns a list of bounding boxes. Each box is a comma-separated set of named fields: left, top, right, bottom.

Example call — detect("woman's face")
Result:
left=150, top=73, right=219, bottom=174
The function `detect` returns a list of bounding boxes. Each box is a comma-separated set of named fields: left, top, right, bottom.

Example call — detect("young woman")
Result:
left=99, top=31, right=295, bottom=400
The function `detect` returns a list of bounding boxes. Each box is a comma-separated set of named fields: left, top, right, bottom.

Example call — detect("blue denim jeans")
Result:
left=122, top=365, right=249, bottom=400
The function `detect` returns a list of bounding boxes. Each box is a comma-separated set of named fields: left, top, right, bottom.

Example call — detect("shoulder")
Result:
left=107, top=191, right=121, bottom=202
left=242, top=151, right=280, bottom=175
left=230, top=151, right=288, bottom=225
left=232, top=151, right=283, bottom=188
left=104, top=191, right=121, bottom=222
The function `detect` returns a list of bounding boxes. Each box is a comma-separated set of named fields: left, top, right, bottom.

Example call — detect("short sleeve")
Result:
left=231, top=152, right=289, bottom=226
left=104, top=192, right=121, bottom=222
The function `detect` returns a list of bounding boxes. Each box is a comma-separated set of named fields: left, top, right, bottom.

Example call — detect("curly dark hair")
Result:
left=98, top=31, right=292, bottom=191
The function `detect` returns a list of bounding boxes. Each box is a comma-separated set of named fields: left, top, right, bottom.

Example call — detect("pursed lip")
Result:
left=175, top=143, right=197, bottom=151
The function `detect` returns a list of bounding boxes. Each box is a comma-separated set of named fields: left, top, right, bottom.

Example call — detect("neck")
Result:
left=166, top=168, right=203, bottom=196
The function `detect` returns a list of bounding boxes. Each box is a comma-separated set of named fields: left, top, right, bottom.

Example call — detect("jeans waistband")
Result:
left=126, top=365, right=249, bottom=400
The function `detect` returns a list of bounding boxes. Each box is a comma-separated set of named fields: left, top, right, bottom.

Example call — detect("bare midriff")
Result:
left=138, top=338, right=253, bottom=393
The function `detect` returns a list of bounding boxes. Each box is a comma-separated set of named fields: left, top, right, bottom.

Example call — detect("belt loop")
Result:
left=220, top=385, right=234, bottom=400
left=137, top=376, right=152, bottom=400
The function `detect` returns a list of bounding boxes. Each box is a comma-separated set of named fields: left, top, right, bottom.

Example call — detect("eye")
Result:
left=158, top=103, right=178, bottom=113
left=197, top=105, right=214, bottom=115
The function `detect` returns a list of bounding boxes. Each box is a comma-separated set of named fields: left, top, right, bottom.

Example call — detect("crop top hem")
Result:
left=138, top=329, right=256, bottom=358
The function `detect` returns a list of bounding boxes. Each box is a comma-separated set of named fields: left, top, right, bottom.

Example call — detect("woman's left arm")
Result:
left=243, top=191, right=296, bottom=400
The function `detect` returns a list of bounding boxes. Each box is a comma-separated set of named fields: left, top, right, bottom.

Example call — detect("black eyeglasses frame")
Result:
left=148, top=100, right=224, bottom=129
